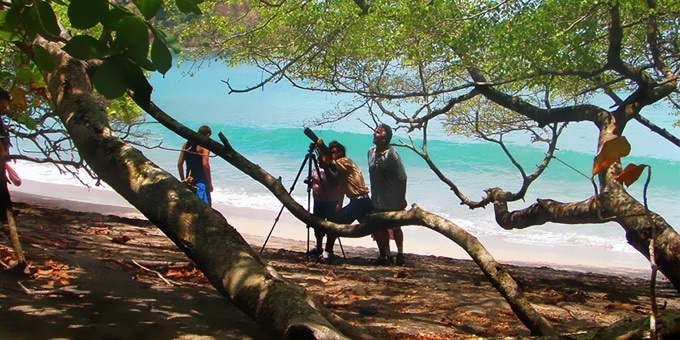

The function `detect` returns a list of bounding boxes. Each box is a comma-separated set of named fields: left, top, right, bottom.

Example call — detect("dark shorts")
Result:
left=331, top=197, right=373, bottom=224
left=312, top=200, right=338, bottom=237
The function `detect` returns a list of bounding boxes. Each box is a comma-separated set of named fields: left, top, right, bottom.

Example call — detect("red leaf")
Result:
left=592, top=136, right=631, bottom=175
left=615, top=163, right=647, bottom=186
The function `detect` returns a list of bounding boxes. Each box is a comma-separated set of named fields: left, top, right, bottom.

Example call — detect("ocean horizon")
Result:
left=11, top=61, right=680, bottom=271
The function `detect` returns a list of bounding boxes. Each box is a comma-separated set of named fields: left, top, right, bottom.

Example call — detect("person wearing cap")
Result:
left=0, top=88, right=13, bottom=222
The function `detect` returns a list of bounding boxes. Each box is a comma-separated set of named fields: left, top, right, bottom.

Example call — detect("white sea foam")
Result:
left=12, top=160, right=106, bottom=189
left=430, top=210, right=637, bottom=255
left=210, top=187, right=303, bottom=211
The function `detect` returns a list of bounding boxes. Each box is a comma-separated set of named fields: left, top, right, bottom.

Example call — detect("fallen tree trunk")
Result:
left=40, top=38, right=357, bottom=339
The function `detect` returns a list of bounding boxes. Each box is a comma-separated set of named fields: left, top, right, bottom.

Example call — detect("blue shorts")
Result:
left=195, top=183, right=211, bottom=206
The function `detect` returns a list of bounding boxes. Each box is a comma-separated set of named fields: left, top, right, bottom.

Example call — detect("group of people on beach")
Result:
left=307, top=124, right=408, bottom=266
left=177, top=123, right=409, bottom=266
left=2, top=87, right=408, bottom=266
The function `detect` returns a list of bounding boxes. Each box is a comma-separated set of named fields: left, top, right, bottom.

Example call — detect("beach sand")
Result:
left=3, top=180, right=678, bottom=338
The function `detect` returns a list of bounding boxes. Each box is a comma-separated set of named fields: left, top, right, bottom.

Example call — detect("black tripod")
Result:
left=259, top=143, right=345, bottom=261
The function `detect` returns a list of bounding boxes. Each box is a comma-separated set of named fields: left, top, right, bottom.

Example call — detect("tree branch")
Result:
left=467, top=67, right=607, bottom=127
left=634, top=113, right=680, bottom=148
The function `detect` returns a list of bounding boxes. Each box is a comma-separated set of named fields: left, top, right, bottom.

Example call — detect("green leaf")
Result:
left=63, top=35, right=110, bottom=60
left=0, top=29, right=22, bottom=42
left=102, top=7, right=129, bottom=30
left=93, top=56, right=152, bottom=104
left=15, top=66, right=36, bottom=85
left=0, top=9, right=22, bottom=41
left=12, top=53, right=42, bottom=84
left=93, top=57, right=129, bottom=99
left=68, top=0, right=109, bottom=30
left=35, top=0, right=61, bottom=38
left=137, top=58, right=156, bottom=72
left=154, top=28, right=182, bottom=54
left=176, top=0, right=203, bottom=15
left=115, top=16, right=150, bottom=64
left=32, top=45, right=56, bottom=72
left=15, top=113, right=37, bottom=130
left=134, top=0, right=164, bottom=20
left=128, top=66, right=153, bottom=106
left=3, top=5, right=22, bottom=31
left=21, top=6, right=39, bottom=39
left=151, top=34, right=173, bottom=75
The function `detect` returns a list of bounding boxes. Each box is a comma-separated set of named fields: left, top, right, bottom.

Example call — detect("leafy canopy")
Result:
left=180, top=0, right=679, bottom=133
left=0, top=0, right=203, bottom=172
left=0, top=0, right=203, bottom=107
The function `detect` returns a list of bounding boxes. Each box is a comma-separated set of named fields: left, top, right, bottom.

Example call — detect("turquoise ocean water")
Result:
left=14, top=61, right=680, bottom=269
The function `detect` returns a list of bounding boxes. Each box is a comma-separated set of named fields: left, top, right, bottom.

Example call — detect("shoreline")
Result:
left=11, top=179, right=651, bottom=277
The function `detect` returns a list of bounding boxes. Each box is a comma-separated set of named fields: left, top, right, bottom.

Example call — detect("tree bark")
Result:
left=489, top=162, right=680, bottom=293
left=40, top=38, right=353, bottom=339
left=6, top=208, right=27, bottom=269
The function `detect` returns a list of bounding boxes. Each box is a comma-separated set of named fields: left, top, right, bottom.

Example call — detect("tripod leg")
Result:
left=306, top=154, right=313, bottom=261
left=337, top=237, right=346, bottom=260
left=259, top=204, right=287, bottom=254
left=260, top=152, right=312, bottom=254
left=306, top=227, right=311, bottom=261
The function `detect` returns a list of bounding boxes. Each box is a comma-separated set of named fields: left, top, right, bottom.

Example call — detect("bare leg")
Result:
left=393, top=227, right=405, bottom=265
left=374, top=230, right=391, bottom=257
left=324, top=235, right=336, bottom=254
left=393, top=227, right=404, bottom=253
left=315, top=231, right=324, bottom=253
